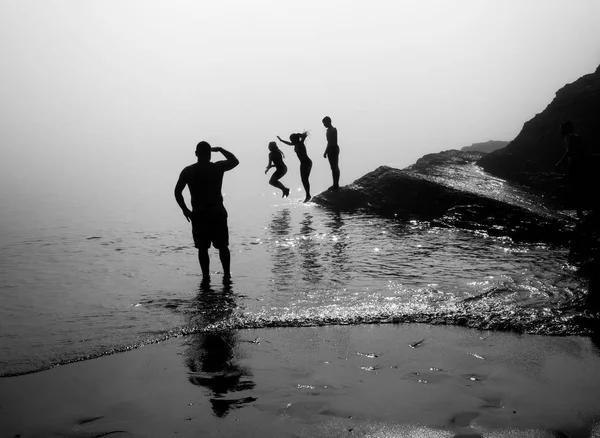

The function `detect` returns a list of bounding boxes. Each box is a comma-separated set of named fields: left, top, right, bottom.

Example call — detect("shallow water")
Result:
left=0, top=161, right=593, bottom=376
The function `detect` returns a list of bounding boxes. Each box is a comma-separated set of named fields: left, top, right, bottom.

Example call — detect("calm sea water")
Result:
left=0, top=164, right=590, bottom=377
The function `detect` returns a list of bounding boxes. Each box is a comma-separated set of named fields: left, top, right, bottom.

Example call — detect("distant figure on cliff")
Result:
left=555, top=121, right=589, bottom=219
left=175, top=141, right=239, bottom=281
left=265, top=141, right=290, bottom=198
left=277, top=132, right=312, bottom=202
left=322, top=116, right=340, bottom=190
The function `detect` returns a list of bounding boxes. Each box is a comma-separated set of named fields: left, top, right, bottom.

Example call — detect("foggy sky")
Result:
left=1, top=0, right=600, bottom=215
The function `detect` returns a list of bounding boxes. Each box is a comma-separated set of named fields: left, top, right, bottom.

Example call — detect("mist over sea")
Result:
left=0, top=153, right=590, bottom=377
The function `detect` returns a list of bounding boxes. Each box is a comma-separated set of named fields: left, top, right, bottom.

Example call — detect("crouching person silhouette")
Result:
left=175, top=141, right=239, bottom=282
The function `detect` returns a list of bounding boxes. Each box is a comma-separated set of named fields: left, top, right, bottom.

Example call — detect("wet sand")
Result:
left=1, top=323, right=600, bottom=437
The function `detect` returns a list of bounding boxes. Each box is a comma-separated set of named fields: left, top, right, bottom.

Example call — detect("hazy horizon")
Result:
left=2, top=0, right=600, bottom=223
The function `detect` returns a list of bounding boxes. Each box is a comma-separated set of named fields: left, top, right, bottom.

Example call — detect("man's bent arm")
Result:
left=174, top=172, right=192, bottom=221
left=213, top=147, right=240, bottom=171
left=555, top=150, right=569, bottom=168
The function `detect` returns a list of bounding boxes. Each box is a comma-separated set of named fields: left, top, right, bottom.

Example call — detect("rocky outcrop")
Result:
left=313, top=150, right=572, bottom=244
left=477, top=64, right=600, bottom=185
left=475, top=64, right=600, bottom=300
left=315, top=65, right=600, bottom=301
left=461, top=140, right=508, bottom=153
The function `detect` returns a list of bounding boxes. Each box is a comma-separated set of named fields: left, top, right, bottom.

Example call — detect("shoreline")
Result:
left=2, top=323, right=600, bottom=437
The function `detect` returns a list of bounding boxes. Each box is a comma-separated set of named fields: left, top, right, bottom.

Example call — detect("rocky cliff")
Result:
left=475, top=64, right=600, bottom=288
left=314, top=65, right=600, bottom=300
left=477, top=64, right=600, bottom=183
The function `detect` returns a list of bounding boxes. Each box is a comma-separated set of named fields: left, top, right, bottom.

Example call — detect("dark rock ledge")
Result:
left=312, top=150, right=573, bottom=245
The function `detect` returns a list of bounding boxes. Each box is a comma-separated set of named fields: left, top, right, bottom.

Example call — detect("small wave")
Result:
left=3, top=302, right=598, bottom=378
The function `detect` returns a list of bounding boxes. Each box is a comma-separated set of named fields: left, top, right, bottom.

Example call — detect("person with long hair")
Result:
left=277, top=131, right=312, bottom=202
left=265, top=141, right=290, bottom=198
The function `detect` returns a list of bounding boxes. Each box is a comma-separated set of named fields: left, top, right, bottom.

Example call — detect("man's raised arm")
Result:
left=212, top=147, right=239, bottom=171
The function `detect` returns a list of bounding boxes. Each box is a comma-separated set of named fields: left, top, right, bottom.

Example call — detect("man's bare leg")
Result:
left=219, top=247, right=231, bottom=278
left=198, top=248, right=210, bottom=279
left=333, top=166, right=340, bottom=189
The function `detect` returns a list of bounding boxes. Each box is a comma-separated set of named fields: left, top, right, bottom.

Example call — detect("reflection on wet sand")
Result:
left=184, top=280, right=256, bottom=417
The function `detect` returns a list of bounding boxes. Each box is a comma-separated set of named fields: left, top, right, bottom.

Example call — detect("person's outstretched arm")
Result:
left=212, top=147, right=240, bottom=171
left=174, top=171, right=192, bottom=222
left=277, top=136, right=293, bottom=146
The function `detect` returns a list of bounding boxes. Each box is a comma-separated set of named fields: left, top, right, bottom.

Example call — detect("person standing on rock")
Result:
left=322, top=116, right=340, bottom=190
left=555, top=121, right=589, bottom=220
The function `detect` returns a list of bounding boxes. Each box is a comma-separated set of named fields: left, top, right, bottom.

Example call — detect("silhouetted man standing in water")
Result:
left=175, top=141, right=239, bottom=281
left=555, top=121, right=589, bottom=220
left=322, top=116, right=340, bottom=189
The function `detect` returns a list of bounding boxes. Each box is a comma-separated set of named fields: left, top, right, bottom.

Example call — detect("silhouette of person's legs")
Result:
left=206, top=206, right=231, bottom=277
left=192, top=213, right=211, bottom=280
left=219, top=247, right=231, bottom=278
left=269, top=168, right=289, bottom=197
left=198, top=249, right=210, bottom=278
left=300, top=160, right=312, bottom=202
left=194, top=206, right=231, bottom=279
left=572, top=177, right=586, bottom=220
left=328, top=152, right=340, bottom=189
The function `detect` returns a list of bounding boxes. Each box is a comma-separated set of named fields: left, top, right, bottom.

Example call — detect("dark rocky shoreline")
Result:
left=313, top=150, right=574, bottom=245
left=315, top=63, right=600, bottom=306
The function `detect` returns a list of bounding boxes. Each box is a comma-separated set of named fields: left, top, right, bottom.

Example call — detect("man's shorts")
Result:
left=191, top=205, right=229, bottom=249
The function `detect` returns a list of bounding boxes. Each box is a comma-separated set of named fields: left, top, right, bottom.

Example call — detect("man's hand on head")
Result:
left=211, top=147, right=222, bottom=153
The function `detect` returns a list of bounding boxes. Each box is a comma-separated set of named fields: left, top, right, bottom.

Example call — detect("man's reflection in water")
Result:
left=299, top=212, right=322, bottom=283
left=324, top=210, right=351, bottom=280
left=184, top=279, right=256, bottom=418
